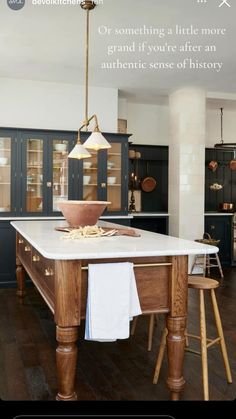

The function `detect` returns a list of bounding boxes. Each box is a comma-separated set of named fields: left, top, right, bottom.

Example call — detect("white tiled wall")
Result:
left=168, top=88, right=206, bottom=248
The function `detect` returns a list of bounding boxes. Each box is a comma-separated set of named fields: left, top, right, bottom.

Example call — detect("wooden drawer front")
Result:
left=31, top=249, right=55, bottom=296
left=17, top=235, right=32, bottom=269
left=134, top=265, right=169, bottom=313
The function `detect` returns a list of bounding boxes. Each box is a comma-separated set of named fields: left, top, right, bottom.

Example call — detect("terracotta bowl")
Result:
left=57, top=200, right=111, bottom=227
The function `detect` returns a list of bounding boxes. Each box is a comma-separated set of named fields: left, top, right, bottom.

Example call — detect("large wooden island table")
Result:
left=11, top=220, right=218, bottom=401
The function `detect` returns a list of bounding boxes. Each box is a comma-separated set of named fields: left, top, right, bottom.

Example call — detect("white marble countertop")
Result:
left=11, top=220, right=218, bottom=260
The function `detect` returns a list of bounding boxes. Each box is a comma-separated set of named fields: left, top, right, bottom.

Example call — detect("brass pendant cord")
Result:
left=85, top=9, right=90, bottom=128
left=220, top=108, right=223, bottom=144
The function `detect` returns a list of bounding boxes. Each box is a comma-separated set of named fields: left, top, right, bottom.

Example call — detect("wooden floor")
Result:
left=0, top=268, right=235, bottom=401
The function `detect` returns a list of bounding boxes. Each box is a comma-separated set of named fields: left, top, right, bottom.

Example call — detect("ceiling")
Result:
left=0, top=0, right=236, bottom=104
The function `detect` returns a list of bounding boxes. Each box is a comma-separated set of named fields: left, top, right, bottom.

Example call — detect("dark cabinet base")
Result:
left=0, top=221, right=16, bottom=287
left=131, top=217, right=169, bottom=235
left=205, top=216, right=233, bottom=266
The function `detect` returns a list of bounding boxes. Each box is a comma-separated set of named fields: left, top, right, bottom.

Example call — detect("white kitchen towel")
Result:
left=85, top=262, right=142, bottom=341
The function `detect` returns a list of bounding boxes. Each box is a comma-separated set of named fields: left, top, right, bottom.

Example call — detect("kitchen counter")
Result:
left=11, top=219, right=218, bottom=402
left=11, top=219, right=217, bottom=260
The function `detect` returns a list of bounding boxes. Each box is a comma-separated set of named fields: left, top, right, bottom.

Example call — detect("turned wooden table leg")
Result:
left=166, top=316, right=186, bottom=400
left=16, top=256, right=26, bottom=298
left=56, top=326, right=78, bottom=401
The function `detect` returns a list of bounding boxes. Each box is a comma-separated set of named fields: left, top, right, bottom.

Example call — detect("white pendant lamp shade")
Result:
left=83, top=131, right=111, bottom=151
left=68, top=143, right=91, bottom=159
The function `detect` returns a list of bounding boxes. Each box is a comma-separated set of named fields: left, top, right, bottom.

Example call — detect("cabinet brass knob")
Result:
left=33, top=255, right=40, bottom=262
left=101, top=183, right=106, bottom=188
left=45, top=268, right=54, bottom=277
left=24, top=246, right=31, bottom=252
left=210, top=225, right=215, bottom=230
left=18, top=239, right=24, bottom=244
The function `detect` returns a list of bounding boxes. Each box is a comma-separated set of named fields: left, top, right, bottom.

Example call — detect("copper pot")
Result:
left=229, top=159, right=236, bottom=170
left=140, top=162, right=157, bottom=193
left=219, top=203, right=234, bottom=212
left=208, top=160, right=218, bottom=172
left=140, top=176, right=157, bottom=192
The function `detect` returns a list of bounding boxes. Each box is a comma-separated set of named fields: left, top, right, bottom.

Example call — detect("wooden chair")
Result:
left=153, top=276, right=232, bottom=400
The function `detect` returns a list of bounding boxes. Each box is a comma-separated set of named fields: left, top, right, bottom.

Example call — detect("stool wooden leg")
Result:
left=200, top=289, right=209, bottom=401
left=131, top=316, right=138, bottom=336
left=185, top=329, right=189, bottom=348
left=203, top=254, right=207, bottom=277
left=211, top=290, right=232, bottom=383
left=153, top=328, right=167, bottom=384
left=148, top=314, right=155, bottom=351
left=215, top=253, right=224, bottom=279
left=190, top=255, right=197, bottom=274
left=206, top=255, right=211, bottom=277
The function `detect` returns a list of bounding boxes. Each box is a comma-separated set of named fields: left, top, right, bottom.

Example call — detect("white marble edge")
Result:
left=131, top=213, right=170, bottom=217
left=10, top=219, right=218, bottom=261
left=100, top=215, right=133, bottom=219
left=205, top=213, right=234, bottom=216
left=1, top=213, right=170, bottom=221
left=0, top=217, right=65, bottom=221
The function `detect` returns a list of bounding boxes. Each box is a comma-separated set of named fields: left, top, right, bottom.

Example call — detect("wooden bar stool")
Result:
left=190, top=253, right=224, bottom=278
left=153, top=276, right=232, bottom=400
left=191, top=234, right=224, bottom=279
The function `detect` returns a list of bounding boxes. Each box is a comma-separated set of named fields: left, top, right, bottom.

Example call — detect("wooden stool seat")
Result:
left=188, top=276, right=219, bottom=290
left=153, top=276, right=232, bottom=400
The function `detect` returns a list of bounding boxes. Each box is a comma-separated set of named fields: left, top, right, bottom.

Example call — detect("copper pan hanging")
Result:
left=229, top=150, right=236, bottom=170
left=140, top=162, right=157, bottom=193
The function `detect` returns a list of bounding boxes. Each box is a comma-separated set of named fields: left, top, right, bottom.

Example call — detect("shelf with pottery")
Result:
left=108, top=152, right=121, bottom=157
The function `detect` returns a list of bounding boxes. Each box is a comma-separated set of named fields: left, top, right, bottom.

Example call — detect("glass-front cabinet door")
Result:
left=80, top=133, right=129, bottom=214
left=82, top=151, right=99, bottom=201
left=25, top=138, right=44, bottom=213
left=20, top=133, right=45, bottom=214
left=20, top=131, right=75, bottom=215
left=107, top=142, right=122, bottom=212
left=52, top=138, right=70, bottom=212
left=0, top=136, right=12, bottom=213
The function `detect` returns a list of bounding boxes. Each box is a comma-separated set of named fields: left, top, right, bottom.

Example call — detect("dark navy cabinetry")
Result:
left=0, top=128, right=130, bottom=287
left=205, top=215, right=233, bottom=266
left=0, top=221, right=16, bottom=287
left=0, top=128, right=130, bottom=217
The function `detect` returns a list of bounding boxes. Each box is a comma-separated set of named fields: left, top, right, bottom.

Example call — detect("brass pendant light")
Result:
left=68, top=1, right=111, bottom=160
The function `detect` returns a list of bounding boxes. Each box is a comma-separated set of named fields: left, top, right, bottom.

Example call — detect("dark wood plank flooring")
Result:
left=0, top=268, right=235, bottom=401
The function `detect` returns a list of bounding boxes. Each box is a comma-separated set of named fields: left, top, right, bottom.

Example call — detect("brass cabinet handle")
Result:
left=24, top=246, right=31, bottom=252
left=210, top=225, right=215, bottom=230
left=45, top=268, right=54, bottom=277
left=18, top=239, right=24, bottom=244
left=33, top=255, right=40, bottom=262
left=101, top=182, right=106, bottom=188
